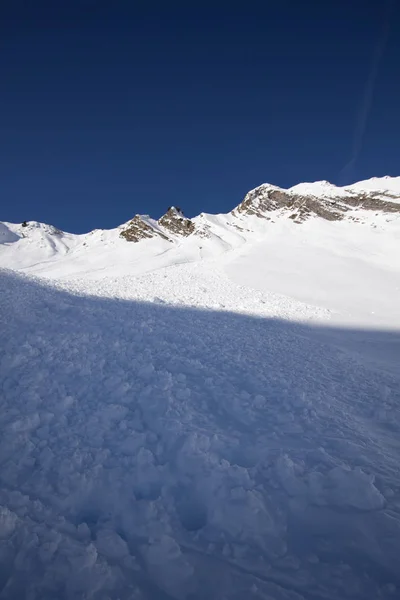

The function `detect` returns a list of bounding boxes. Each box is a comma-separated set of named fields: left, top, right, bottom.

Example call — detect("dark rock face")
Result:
left=120, top=208, right=195, bottom=243
left=120, top=216, right=170, bottom=243
left=234, top=186, right=345, bottom=223
left=234, top=184, right=400, bottom=223
left=341, top=193, right=400, bottom=213
left=158, top=207, right=195, bottom=237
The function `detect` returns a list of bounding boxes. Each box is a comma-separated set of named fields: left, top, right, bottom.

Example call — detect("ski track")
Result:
left=1, top=268, right=400, bottom=599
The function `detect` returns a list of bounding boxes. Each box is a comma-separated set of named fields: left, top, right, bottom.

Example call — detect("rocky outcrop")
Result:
left=120, top=215, right=170, bottom=243
left=234, top=185, right=345, bottom=223
left=340, top=193, right=400, bottom=213
left=233, top=183, right=400, bottom=224
left=120, top=208, right=195, bottom=243
left=158, top=207, right=195, bottom=236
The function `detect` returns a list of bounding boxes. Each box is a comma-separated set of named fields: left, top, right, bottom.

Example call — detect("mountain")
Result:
left=233, top=177, right=400, bottom=223
left=1, top=177, right=400, bottom=599
left=1, top=175, right=400, bottom=256
left=1, top=176, right=400, bottom=327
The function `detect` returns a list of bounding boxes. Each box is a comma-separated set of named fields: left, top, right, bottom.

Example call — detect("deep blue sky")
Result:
left=1, top=0, right=399, bottom=233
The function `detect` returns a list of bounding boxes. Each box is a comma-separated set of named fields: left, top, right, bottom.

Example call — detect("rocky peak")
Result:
left=233, top=180, right=400, bottom=224
left=120, top=215, right=169, bottom=243
left=233, top=185, right=341, bottom=223
left=158, top=206, right=195, bottom=236
left=120, top=207, right=196, bottom=243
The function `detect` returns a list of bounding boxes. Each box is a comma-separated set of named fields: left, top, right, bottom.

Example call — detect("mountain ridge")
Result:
left=2, top=176, right=400, bottom=243
left=1, top=175, right=400, bottom=282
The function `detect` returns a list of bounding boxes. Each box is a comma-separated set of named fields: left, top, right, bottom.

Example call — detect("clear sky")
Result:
left=1, top=0, right=399, bottom=233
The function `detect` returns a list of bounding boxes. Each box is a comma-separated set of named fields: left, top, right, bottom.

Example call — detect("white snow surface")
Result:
left=288, top=180, right=353, bottom=198
left=347, top=176, right=400, bottom=199
left=1, top=176, right=400, bottom=598
left=1, top=269, right=400, bottom=600
left=288, top=176, right=400, bottom=201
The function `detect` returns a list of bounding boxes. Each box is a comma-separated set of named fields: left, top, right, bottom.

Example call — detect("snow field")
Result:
left=51, top=260, right=330, bottom=323
left=1, top=270, right=400, bottom=599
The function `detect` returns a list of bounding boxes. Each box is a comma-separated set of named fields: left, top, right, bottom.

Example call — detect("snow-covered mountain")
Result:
left=1, top=176, right=400, bottom=599
left=1, top=176, right=400, bottom=327
left=2, top=176, right=400, bottom=254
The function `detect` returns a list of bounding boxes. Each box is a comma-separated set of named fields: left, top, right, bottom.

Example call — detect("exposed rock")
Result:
left=118, top=180, right=400, bottom=245
left=120, top=208, right=196, bottom=243
left=194, top=227, right=211, bottom=239
left=233, top=183, right=399, bottom=223
left=234, top=186, right=292, bottom=217
left=158, top=207, right=195, bottom=237
left=120, top=215, right=170, bottom=243
left=341, top=192, right=400, bottom=213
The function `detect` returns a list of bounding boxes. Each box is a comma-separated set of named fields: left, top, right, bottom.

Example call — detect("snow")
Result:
left=0, top=223, right=20, bottom=244
left=224, top=215, right=400, bottom=329
left=1, top=176, right=400, bottom=598
left=288, top=180, right=352, bottom=198
left=288, top=176, right=400, bottom=202
left=2, top=210, right=399, bottom=331
left=347, top=176, right=400, bottom=200
left=1, top=266, right=400, bottom=599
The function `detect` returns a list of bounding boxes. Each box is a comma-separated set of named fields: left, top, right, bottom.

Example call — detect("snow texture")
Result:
left=1, top=268, right=400, bottom=599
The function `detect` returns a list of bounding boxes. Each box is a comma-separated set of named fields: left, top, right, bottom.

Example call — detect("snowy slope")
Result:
left=224, top=215, right=400, bottom=328
left=347, top=176, right=400, bottom=200
left=1, top=176, right=400, bottom=599
left=288, top=176, right=400, bottom=201
left=1, top=270, right=400, bottom=600
left=0, top=220, right=172, bottom=276
left=2, top=176, right=400, bottom=328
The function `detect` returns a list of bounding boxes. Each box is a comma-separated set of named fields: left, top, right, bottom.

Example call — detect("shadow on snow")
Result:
left=0, top=269, right=400, bottom=600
